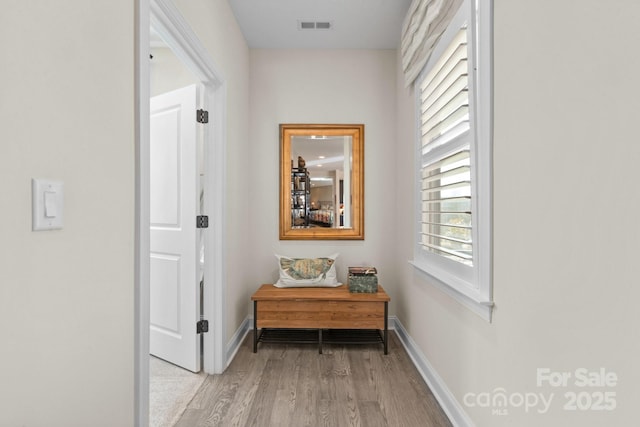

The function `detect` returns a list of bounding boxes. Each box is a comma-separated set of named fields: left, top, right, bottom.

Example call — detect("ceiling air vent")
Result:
left=298, top=21, right=333, bottom=31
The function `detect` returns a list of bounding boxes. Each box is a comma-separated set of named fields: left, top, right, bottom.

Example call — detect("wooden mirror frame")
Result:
left=279, top=124, right=364, bottom=240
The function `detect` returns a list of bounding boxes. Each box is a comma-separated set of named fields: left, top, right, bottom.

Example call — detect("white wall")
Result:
left=150, top=46, right=198, bottom=96
left=311, top=186, right=334, bottom=209
left=0, top=2, right=135, bottom=426
left=395, top=1, right=640, bottom=426
left=0, top=0, right=251, bottom=425
left=249, top=49, right=399, bottom=306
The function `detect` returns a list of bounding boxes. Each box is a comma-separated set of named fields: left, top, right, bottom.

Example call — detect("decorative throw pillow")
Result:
left=274, top=253, right=341, bottom=288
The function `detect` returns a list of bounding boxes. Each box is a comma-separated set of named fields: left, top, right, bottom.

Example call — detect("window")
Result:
left=420, top=26, right=472, bottom=266
left=411, top=0, right=493, bottom=320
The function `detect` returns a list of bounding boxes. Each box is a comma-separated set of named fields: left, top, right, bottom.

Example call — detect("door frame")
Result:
left=136, top=0, right=227, bottom=425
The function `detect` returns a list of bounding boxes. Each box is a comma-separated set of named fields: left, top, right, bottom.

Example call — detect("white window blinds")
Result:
left=419, top=26, right=472, bottom=266
left=401, top=0, right=463, bottom=87
left=411, top=0, right=493, bottom=321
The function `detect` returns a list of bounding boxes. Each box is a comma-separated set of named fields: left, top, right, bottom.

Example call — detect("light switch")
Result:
left=32, top=179, right=64, bottom=231
left=44, top=191, right=57, bottom=217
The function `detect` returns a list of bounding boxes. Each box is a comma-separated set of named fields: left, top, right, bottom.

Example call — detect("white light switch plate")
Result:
left=32, top=179, right=64, bottom=231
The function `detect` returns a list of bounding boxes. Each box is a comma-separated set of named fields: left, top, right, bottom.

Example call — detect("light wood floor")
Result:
left=174, top=331, right=452, bottom=427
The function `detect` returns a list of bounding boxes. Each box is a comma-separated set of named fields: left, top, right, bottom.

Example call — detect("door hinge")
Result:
left=196, top=215, right=209, bottom=228
left=197, top=320, right=209, bottom=334
left=196, top=109, right=209, bottom=124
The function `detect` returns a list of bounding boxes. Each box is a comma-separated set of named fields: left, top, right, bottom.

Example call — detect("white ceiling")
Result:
left=292, top=135, right=346, bottom=181
left=228, top=0, right=412, bottom=49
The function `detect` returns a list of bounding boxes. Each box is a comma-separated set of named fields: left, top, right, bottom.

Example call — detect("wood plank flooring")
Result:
left=174, top=331, right=452, bottom=427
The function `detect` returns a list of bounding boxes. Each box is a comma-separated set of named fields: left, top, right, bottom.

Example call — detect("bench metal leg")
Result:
left=253, top=301, right=257, bottom=353
left=384, top=301, right=388, bottom=355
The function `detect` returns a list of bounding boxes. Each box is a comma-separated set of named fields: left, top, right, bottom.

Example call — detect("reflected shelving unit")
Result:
left=291, top=167, right=310, bottom=227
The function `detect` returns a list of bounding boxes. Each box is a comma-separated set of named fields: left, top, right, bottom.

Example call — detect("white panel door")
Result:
left=149, top=84, right=200, bottom=372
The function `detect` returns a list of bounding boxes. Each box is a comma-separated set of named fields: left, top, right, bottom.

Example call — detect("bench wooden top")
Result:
left=251, top=284, right=389, bottom=302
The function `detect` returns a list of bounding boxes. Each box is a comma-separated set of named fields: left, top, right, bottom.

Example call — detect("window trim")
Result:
left=411, top=0, right=493, bottom=321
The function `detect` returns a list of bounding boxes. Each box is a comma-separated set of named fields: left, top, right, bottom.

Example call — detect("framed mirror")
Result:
left=280, top=124, right=364, bottom=240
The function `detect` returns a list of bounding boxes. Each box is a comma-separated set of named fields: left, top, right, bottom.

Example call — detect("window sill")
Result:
left=409, top=260, right=493, bottom=322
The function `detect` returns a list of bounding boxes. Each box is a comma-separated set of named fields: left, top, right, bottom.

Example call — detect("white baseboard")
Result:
left=390, top=316, right=474, bottom=427
left=225, top=316, right=251, bottom=367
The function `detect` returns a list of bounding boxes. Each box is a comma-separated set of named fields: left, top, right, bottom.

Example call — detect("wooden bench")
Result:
left=251, top=284, right=390, bottom=354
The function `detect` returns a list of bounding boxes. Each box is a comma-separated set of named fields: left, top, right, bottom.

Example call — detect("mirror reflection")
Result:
left=280, top=124, right=364, bottom=240
left=291, top=135, right=352, bottom=229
